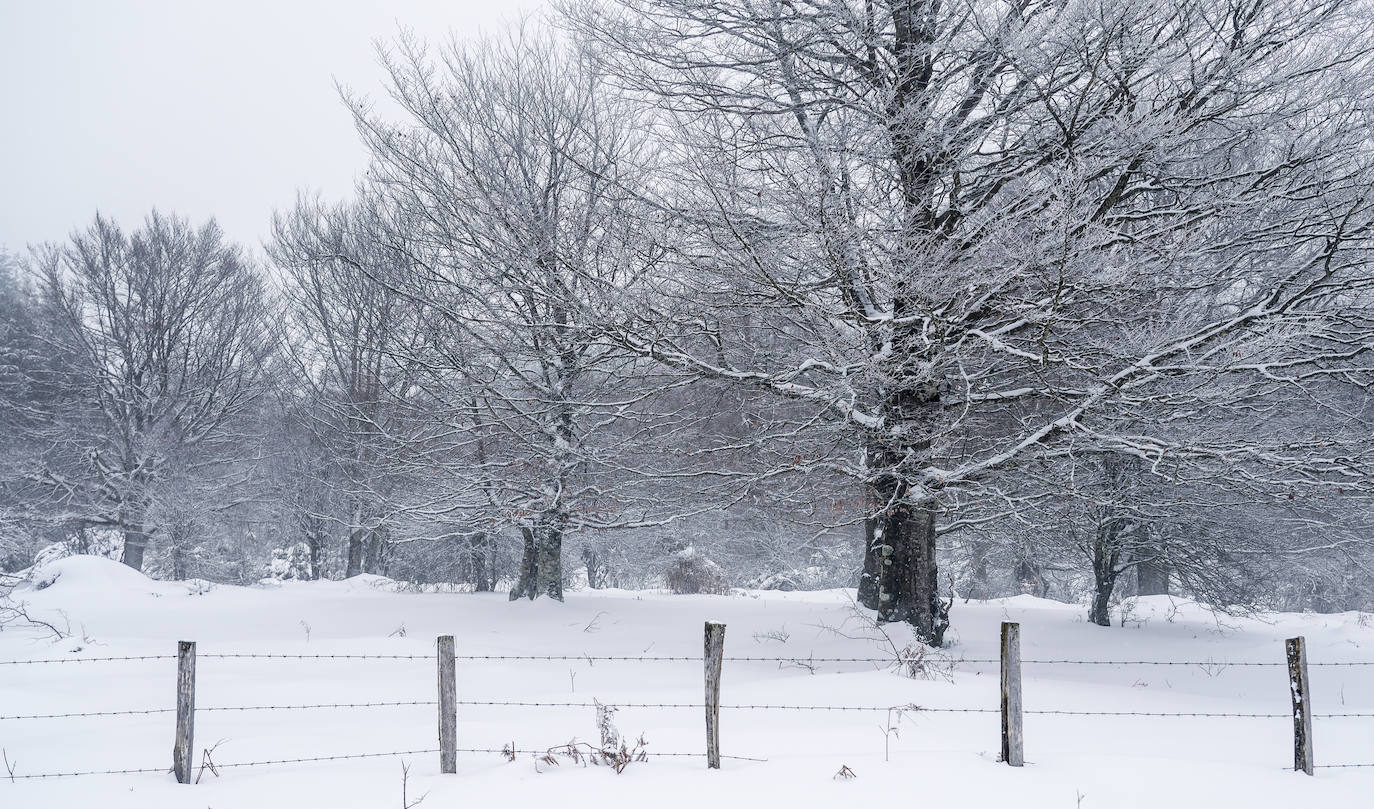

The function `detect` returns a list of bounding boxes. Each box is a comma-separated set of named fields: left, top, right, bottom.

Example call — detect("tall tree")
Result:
left=569, top=0, right=1374, bottom=643
left=30, top=213, right=271, bottom=571
left=347, top=27, right=683, bottom=600
left=272, top=194, right=435, bottom=578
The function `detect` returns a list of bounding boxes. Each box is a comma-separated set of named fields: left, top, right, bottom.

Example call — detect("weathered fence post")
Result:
left=704, top=621, right=726, bottom=769
left=173, top=640, right=196, bottom=784
left=1000, top=621, right=1024, bottom=767
left=1286, top=636, right=1314, bottom=775
left=437, top=635, right=457, bottom=774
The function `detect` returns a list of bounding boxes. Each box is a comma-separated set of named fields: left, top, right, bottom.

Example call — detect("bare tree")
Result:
left=272, top=193, right=439, bottom=578
left=29, top=212, right=272, bottom=572
left=568, top=0, right=1374, bottom=642
left=344, top=26, right=691, bottom=600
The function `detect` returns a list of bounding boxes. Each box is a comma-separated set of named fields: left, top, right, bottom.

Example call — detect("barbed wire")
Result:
left=453, top=655, right=901, bottom=663
left=1024, top=709, right=1287, bottom=718
left=0, top=701, right=437, bottom=721
left=451, top=699, right=1307, bottom=718
left=12, top=699, right=1368, bottom=723
left=486, top=745, right=767, bottom=762
left=1315, top=763, right=1374, bottom=769
left=449, top=699, right=996, bottom=712
left=448, top=655, right=1351, bottom=666
left=1019, top=660, right=1370, bottom=667
left=640, top=752, right=767, bottom=761
left=447, top=655, right=1373, bottom=667
left=5, top=652, right=1371, bottom=667
left=0, top=747, right=769, bottom=780
left=199, top=653, right=430, bottom=660
left=0, top=655, right=173, bottom=665
left=1, top=707, right=174, bottom=720
left=3, top=766, right=169, bottom=780
left=214, top=749, right=440, bottom=769
left=201, top=701, right=436, bottom=713
left=1017, top=659, right=1282, bottom=667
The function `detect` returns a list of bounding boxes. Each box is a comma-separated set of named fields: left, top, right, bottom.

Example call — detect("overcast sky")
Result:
left=0, top=0, right=538, bottom=256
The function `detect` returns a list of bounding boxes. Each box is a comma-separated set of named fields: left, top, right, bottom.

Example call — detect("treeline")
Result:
left=4, top=0, right=1374, bottom=641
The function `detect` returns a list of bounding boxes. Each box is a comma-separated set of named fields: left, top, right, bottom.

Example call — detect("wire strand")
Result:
left=214, top=749, right=440, bottom=768
left=5, top=652, right=1370, bottom=666
left=1315, top=763, right=1374, bottom=769
left=1, top=707, right=174, bottom=720
left=4, top=766, right=168, bottom=779
left=199, top=653, right=430, bottom=660
left=200, top=701, right=437, bottom=712
left=0, top=655, right=173, bottom=665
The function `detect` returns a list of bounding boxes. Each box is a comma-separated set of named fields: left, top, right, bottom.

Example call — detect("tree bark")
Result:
left=305, top=519, right=326, bottom=580
left=857, top=513, right=880, bottom=609
left=510, top=526, right=538, bottom=600
left=1089, top=518, right=1125, bottom=627
left=345, top=527, right=365, bottom=578
left=965, top=540, right=991, bottom=601
left=583, top=547, right=607, bottom=589
left=170, top=543, right=187, bottom=580
left=470, top=531, right=493, bottom=592
left=1014, top=557, right=1049, bottom=598
left=1088, top=583, right=1114, bottom=627
left=168, top=520, right=193, bottom=580
left=363, top=527, right=387, bottom=575
left=864, top=497, right=948, bottom=646
left=536, top=523, right=564, bottom=601
left=510, top=519, right=565, bottom=601
left=120, top=522, right=148, bottom=571
left=1136, top=554, right=1170, bottom=596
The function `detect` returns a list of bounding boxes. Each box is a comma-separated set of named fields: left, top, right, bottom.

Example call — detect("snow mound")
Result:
left=17, top=554, right=152, bottom=595
left=985, top=593, right=1077, bottom=610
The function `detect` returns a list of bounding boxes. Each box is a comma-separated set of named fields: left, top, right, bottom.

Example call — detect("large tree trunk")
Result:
left=470, top=531, right=493, bottom=592
left=857, top=513, right=881, bottom=608
left=1090, top=517, right=1126, bottom=627
left=120, top=522, right=149, bottom=571
left=583, top=547, right=608, bottom=589
left=1014, top=556, right=1049, bottom=598
left=363, top=527, right=386, bottom=574
left=1088, top=583, right=1114, bottom=627
left=170, top=542, right=187, bottom=580
left=510, top=519, right=564, bottom=601
left=510, top=527, right=537, bottom=600
left=863, top=497, right=948, bottom=646
left=964, top=539, right=991, bottom=600
left=345, top=527, right=365, bottom=578
left=305, top=518, right=327, bottom=580
left=536, top=523, right=564, bottom=600
left=1136, top=555, right=1170, bottom=596
left=168, top=520, right=195, bottom=580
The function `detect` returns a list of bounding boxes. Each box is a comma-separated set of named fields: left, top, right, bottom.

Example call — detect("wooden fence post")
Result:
left=1000, top=622, right=1024, bottom=767
left=173, top=640, right=196, bottom=784
left=1286, top=636, right=1314, bottom=775
left=704, top=621, right=726, bottom=769
left=437, top=635, right=457, bottom=774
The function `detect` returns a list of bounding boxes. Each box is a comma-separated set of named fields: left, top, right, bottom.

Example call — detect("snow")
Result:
left=3, top=557, right=1373, bottom=808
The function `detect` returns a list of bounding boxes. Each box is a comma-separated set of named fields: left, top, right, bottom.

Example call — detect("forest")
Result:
left=3, top=0, right=1373, bottom=646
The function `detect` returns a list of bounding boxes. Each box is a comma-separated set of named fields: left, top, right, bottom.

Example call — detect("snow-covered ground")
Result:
left=2, top=556, right=1372, bottom=808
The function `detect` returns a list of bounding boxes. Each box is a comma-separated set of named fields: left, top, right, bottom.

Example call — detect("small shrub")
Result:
left=264, top=543, right=312, bottom=582
left=665, top=546, right=728, bottom=595
left=748, top=566, right=819, bottom=591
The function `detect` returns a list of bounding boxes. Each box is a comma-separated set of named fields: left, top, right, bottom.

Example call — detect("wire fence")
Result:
left=15, top=700, right=1374, bottom=722
left=7, top=651, right=1374, bottom=666
left=4, top=632, right=1373, bottom=781
left=0, top=655, right=175, bottom=665
left=1, top=746, right=771, bottom=779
